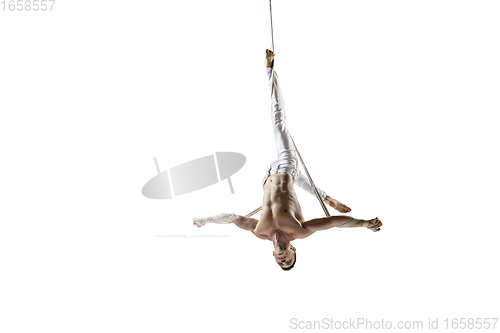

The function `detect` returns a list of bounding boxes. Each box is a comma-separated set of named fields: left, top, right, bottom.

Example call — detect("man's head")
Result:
left=273, top=244, right=296, bottom=270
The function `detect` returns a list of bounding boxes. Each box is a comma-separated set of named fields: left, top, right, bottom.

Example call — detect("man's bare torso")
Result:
left=253, top=172, right=310, bottom=240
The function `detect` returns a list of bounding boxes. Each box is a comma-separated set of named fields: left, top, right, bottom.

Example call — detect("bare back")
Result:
left=253, top=172, right=311, bottom=240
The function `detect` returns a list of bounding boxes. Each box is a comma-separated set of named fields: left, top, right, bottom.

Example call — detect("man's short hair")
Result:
left=281, top=252, right=296, bottom=271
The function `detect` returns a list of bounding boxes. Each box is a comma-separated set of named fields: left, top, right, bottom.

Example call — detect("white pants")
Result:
left=261, top=67, right=327, bottom=201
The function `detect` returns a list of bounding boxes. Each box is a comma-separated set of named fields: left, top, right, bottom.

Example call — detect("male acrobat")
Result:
left=193, top=50, right=382, bottom=270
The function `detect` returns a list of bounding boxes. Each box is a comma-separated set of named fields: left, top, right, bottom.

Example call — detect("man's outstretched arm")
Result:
left=193, top=213, right=258, bottom=232
left=301, top=216, right=382, bottom=233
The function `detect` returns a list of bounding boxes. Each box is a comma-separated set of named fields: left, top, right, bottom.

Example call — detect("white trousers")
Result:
left=261, top=67, right=327, bottom=201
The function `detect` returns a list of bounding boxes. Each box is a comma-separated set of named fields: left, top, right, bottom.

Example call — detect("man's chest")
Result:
left=254, top=207, right=305, bottom=239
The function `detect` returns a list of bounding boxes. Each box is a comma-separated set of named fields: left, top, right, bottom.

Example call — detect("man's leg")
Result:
left=265, top=52, right=326, bottom=200
left=294, top=171, right=327, bottom=200
left=262, top=50, right=300, bottom=186
left=262, top=52, right=351, bottom=214
left=268, top=66, right=297, bottom=161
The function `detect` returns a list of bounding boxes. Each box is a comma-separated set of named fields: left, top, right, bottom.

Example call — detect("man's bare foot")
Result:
left=266, top=49, right=274, bottom=68
left=324, top=196, right=351, bottom=213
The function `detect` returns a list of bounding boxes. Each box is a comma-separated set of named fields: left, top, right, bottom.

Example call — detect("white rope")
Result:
left=289, top=135, right=330, bottom=217
left=246, top=206, right=262, bottom=217
left=269, top=0, right=275, bottom=52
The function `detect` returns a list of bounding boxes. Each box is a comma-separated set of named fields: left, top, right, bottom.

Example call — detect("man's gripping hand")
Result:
left=193, top=217, right=209, bottom=228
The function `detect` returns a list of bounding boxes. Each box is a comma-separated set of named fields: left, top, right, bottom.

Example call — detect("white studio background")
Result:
left=0, top=1, right=499, bottom=332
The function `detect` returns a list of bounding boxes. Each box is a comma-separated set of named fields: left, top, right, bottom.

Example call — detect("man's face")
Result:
left=273, top=245, right=296, bottom=269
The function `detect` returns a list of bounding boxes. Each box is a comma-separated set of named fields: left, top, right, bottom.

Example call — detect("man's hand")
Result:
left=324, top=195, right=351, bottom=213
left=193, top=217, right=208, bottom=228
left=266, top=49, right=274, bottom=68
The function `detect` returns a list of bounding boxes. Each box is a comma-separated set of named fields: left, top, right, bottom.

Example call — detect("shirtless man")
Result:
left=193, top=50, right=382, bottom=270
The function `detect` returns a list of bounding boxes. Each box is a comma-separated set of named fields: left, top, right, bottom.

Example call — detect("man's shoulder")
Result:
left=292, top=222, right=315, bottom=239
left=251, top=230, right=272, bottom=240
